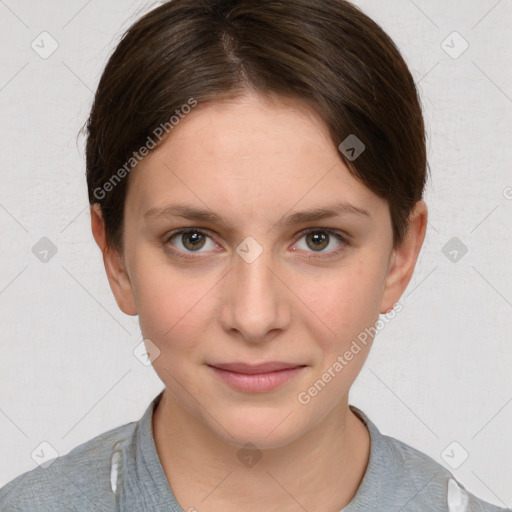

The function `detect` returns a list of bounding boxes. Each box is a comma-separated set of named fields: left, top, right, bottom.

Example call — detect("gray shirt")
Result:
left=0, top=391, right=508, bottom=511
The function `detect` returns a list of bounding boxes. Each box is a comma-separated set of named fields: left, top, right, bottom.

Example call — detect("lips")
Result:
left=208, top=362, right=307, bottom=392
left=208, top=362, right=306, bottom=374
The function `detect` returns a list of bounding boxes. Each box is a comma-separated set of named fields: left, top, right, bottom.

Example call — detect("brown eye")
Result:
left=180, top=231, right=207, bottom=251
left=166, top=229, right=216, bottom=255
left=294, top=229, right=348, bottom=258
left=305, top=231, right=329, bottom=251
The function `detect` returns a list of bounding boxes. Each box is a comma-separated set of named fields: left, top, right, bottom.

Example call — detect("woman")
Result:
left=0, top=1, right=508, bottom=510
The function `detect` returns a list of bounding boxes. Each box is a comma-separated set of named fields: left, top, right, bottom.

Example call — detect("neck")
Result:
left=152, top=389, right=370, bottom=512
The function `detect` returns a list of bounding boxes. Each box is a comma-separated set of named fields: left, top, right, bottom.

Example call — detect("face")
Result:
left=94, top=91, right=426, bottom=449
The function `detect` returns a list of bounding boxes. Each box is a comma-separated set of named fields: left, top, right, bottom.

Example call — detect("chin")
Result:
left=208, top=406, right=308, bottom=450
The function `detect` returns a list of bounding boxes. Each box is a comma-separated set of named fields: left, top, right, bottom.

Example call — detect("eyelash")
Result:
left=163, top=227, right=349, bottom=261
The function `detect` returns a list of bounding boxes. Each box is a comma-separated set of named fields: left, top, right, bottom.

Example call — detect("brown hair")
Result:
left=85, top=0, right=428, bottom=251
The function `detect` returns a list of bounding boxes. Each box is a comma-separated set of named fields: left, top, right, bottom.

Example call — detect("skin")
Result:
left=91, top=90, right=427, bottom=512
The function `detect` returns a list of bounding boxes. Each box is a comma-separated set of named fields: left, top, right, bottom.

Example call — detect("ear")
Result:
left=380, top=200, right=428, bottom=314
left=90, top=205, right=137, bottom=316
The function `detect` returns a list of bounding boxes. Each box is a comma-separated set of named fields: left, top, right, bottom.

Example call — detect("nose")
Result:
left=219, top=239, right=291, bottom=343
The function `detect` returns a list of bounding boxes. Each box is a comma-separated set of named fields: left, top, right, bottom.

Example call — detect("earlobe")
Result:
left=90, top=205, right=137, bottom=316
left=380, top=201, right=428, bottom=314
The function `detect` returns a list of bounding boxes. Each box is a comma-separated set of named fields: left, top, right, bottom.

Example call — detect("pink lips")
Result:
left=208, top=362, right=306, bottom=392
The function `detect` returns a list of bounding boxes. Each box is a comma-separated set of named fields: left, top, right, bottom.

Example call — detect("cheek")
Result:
left=296, top=257, right=387, bottom=347
left=131, top=254, right=217, bottom=354
left=293, top=261, right=385, bottom=410
left=134, top=268, right=215, bottom=395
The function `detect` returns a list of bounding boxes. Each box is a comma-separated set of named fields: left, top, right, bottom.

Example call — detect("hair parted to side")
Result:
left=85, top=0, right=428, bottom=252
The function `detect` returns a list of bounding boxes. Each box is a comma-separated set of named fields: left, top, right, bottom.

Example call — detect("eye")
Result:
left=292, top=229, right=348, bottom=258
left=165, top=229, right=218, bottom=257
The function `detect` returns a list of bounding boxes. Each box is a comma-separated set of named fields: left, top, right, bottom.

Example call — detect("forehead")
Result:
left=125, top=92, right=385, bottom=223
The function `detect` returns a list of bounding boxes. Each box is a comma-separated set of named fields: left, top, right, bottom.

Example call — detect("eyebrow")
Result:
left=143, top=201, right=370, bottom=228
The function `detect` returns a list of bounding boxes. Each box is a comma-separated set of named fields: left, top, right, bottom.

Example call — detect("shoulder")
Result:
left=0, top=420, right=137, bottom=512
left=351, top=406, right=510, bottom=512
left=385, top=434, right=506, bottom=511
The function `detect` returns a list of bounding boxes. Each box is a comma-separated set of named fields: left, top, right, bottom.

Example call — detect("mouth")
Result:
left=207, top=362, right=307, bottom=392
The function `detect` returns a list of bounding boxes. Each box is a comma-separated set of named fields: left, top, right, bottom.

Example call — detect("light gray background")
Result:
left=0, top=0, right=511, bottom=507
